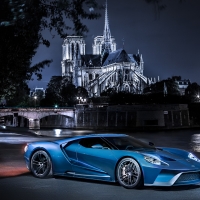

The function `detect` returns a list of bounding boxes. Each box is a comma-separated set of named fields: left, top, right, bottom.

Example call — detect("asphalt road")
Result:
left=1, top=129, right=200, bottom=200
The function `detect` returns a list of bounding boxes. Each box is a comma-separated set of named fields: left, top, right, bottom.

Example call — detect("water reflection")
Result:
left=191, top=134, right=200, bottom=152
left=2, top=128, right=200, bottom=154
left=30, top=129, right=94, bottom=137
left=0, top=136, right=41, bottom=144
left=0, top=128, right=95, bottom=144
left=54, top=129, right=61, bottom=136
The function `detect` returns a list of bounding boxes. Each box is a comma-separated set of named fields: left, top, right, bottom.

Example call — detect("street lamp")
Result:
left=194, top=92, right=200, bottom=102
left=34, top=96, right=37, bottom=107
left=82, top=98, right=86, bottom=103
left=77, top=96, right=86, bottom=104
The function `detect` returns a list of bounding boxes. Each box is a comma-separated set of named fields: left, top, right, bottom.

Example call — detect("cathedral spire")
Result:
left=101, top=0, right=112, bottom=60
left=104, top=0, right=111, bottom=42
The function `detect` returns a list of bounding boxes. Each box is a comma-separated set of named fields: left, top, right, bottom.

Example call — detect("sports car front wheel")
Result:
left=30, top=150, right=51, bottom=178
left=116, top=157, right=143, bottom=189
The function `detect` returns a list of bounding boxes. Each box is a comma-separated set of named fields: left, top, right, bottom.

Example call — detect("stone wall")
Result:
left=75, top=104, right=190, bottom=130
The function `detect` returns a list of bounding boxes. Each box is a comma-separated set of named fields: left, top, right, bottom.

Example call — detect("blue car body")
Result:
left=24, top=134, right=200, bottom=187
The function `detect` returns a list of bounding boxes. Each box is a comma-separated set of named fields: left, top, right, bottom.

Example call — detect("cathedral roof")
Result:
left=103, top=48, right=134, bottom=66
left=81, top=54, right=101, bottom=67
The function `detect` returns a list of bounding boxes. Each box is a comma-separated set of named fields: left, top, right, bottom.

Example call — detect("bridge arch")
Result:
left=0, top=108, right=75, bottom=129
left=40, top=114, right=74, bottom=128
left=0, top=113, right=29, bottom=127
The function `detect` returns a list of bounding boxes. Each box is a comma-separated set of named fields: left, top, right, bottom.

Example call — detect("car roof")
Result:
left=89, top=133, right=128, bottom=137
left=54, top=133, right=128, bottom=145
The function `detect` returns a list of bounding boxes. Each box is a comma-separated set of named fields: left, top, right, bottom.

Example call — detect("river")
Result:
left=1, top=126, right=200, bottom=156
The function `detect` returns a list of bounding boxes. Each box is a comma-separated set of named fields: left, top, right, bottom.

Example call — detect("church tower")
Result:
left=61, top=36, right=85, bottom=85
left=62, top=36, right=85, bottom=61
left=92, top=1, right=116, bottom=55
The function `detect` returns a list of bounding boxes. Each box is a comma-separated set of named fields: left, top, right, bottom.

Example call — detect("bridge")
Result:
left=0, top=104, right=192, bottom=131
left=0, top=107, right=75, bottom=129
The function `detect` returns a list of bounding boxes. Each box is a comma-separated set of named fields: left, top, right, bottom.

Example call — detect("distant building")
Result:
left=172, top=76, right=190, bottom=95
left=61, top=1, right=157, bottom=97
left=177, top=80, right=190, bottom=95
left=29, top=87, right=46, bottom=98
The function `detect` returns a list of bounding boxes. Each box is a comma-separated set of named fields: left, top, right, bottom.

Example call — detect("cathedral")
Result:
left=61, top=1, right=155, bottom=97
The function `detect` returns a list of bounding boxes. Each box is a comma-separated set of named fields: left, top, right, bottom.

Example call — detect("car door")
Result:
left=63, top=139, right=80, bottom=165
left=73, top=137, right=117, bottom=181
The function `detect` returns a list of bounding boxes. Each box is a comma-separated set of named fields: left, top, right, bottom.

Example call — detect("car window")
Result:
left=79, top=137, right=111, bottom=149
left=105, top=136, right=155, bottom=150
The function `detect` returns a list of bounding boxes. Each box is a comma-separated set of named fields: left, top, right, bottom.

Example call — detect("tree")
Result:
left=41, top=76, right=88, bottom=107
left=60, top=84, right=77, bottom=106
left=142, top=77, right=187, bottom=104
left=5, top=82, right=30, bottom=107
left=0, top=0, right=102, bottom=101
left=41, top=76, right=63, bottom=106
left=100, top=88, right=116, bottom=97
left=185, top=82, right=200, bottom=103
left=144, top=78, right=180, bottom=96
left=144, top=0, right=186, bottom=19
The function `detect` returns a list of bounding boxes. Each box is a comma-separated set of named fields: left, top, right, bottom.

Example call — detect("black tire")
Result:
left=116, top=157, right=143, bottom=189
left=30, top=150, right=51, bottom=178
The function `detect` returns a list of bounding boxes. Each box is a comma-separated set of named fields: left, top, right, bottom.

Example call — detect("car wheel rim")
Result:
left=31, top=151, right=50, bottom=177
left=117, top=158, right=141, bottom=187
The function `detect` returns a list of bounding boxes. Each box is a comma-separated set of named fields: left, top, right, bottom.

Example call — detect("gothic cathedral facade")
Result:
left=61, top=1, right=154, bottom=97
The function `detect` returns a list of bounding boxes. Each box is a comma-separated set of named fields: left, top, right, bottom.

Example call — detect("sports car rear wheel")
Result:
left=30, top=150, right=51, bottom=178
left=116, top=157, right=143, bottom=189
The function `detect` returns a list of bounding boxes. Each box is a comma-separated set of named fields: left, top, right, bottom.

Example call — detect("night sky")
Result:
left=29, top=0, right=200, bottom=90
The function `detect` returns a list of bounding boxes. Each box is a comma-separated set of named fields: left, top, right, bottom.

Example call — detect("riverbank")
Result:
left=1, top=125, right=200, bottom=136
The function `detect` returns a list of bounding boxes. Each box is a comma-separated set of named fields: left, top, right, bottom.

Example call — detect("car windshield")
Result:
left=104, top=136, right=156, bottom=150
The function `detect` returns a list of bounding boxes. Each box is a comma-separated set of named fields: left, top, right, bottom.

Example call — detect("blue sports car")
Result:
left=24, top=134, right=200, bottom=188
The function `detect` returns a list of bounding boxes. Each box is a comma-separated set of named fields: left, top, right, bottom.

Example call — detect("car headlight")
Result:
left=24, top=144, right=28, bottom=152
left=188, top=153, right=200, bottom=162
left=144, top=156, right=169, bottom=166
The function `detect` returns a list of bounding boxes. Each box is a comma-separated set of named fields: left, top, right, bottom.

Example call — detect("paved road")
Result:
left=1, top=129, right=200, bottom=200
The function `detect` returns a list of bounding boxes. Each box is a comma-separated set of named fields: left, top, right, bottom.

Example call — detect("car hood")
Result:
left=133, top=148, right=185, bottom=161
